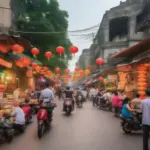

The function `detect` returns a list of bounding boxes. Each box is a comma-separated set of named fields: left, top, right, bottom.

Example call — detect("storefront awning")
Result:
left=113, top=38, right=150, bottom=58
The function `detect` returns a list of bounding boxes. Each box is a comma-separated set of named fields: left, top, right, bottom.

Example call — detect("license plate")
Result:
left=66, top=101, right=71, bottom=105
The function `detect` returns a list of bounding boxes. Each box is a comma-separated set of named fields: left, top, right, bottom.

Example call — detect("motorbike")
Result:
left=0, top=118, right=14, bottom=143
left=37, top=103, right=56, bottom=138
left=120, top=114, right=142, bottom=134
left=0, top=126, right=14, bottom=143
left=99, top=99, right=112, bottom=111
left=30, top=104, right=39, bottom=115
left=76, top=95, right=83, bottom=108
left=21, top=105, right=32, bottom=124
left=63, top=99, right=73, bottom=116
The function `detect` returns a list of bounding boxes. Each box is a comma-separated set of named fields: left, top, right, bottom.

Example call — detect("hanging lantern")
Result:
left=56, top=46, right=65, bottom=56
left=45, top=51, right=53, bottom=60
left=56, top=73, right=60, bottom=78
left=65, top=68, right=70, bottom=74
left=84, top=69, right=90, bottom=75
left=0, top=44, right=9, bottom=53
left=31, top=48, right=40, bottom=57
left=69, top=46, right=78, bottom=54
left=55, top=67, right=60, bottom=73
left=96, top=58, right=104, bottom=65
left=43, top=66, right=48, bottom=71
left=18, top=57, right=31, bottom=67
left=12, top=44, right=24, bottom=54
left=98, top=76, right=104, bottom=81
left=75, top=67, right=80, bottom=72
left=87, top=65, right=92, bottom=69
left=26, top=70, right=33, bottom=78
left=32, top=63, right=38, bottom=68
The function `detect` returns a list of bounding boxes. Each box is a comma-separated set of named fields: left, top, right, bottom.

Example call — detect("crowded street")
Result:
left=0, top=101, right=144, bottom=150
left=0, top=0, right=150, bottom=150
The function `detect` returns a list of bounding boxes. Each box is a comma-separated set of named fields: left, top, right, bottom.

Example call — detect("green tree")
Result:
left=11, top=0, right=72, bottom=71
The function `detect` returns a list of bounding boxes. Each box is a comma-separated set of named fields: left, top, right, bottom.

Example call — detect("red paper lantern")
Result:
left=26, top=70, right=33, bottom=78
left=0, top=44, right=9, bottom=53
left=56, top=73, right=60, bottom=78
left=96, top=58, right=104, bottom=65
left=56, top=46, right=65, bottom=55
left=84, top=69, right=90, bottom=75
left=32, top=63, right=38, bottom=68
left=98, top=76, right=104, bottom=81
left=75, top=67, right=80, bottom=72
left=12, top=44, right=24, bottom=54
left=55, top=67, right=60, bottom=73
left=69, top=46, right=78, bottom=54
left=65, top=68, right=70, bottom=74
left=43, top=66, right=48, bottom=71
left=45, top=51, right=52, bottom=60
left=87, top=65, right=92, bottom=69
left=31, top=48, right=40, bottom=57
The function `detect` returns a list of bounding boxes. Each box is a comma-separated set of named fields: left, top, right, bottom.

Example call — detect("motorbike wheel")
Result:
left=6, top=135, right=13, bottom=143
left=122, top=123, right=132, bottom=134
left=38, top=123, right=45, bottom=138
left=66, top=107, right=71, bottom=116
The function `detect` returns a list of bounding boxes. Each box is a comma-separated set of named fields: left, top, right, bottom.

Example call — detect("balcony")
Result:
left=136, top=1, right=150, bottom=31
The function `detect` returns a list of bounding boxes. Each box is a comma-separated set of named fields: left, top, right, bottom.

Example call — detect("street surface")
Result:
left=0, top=101, right=145, bottom=150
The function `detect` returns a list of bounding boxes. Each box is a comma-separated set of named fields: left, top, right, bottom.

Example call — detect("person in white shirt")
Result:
left=90, top=87, right=97, bottom=97
left=11, top=103, right=25, bottom=132
left=13, top=88, right=21, bottom=100
left=142, top=89, right=150, bottom=150
left=40, top=83, right=54, bottom=104
left=90, top=86, right=97, bottom=106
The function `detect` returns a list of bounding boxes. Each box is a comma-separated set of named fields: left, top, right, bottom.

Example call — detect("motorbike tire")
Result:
left=122, top=123, right=132, bottom=134
left=38, top=123, right=45, bottom=139
left=6, top=135, right=13, bottom=143
left=66, top=108, right=71, bottom=116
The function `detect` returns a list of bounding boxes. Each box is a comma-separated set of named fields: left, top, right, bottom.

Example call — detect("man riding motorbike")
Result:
left=63, top=86, right=74, bottom=111
left=39, top=83, right=54, bottom=121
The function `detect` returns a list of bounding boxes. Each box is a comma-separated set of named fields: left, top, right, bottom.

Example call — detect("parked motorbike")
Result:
left=121, top=114, right=142, bottom=134
left=30, top=104, right=39, bottom=115
left=37, top=103, right=56, bottom=138
left=0, top=116, right=14, bottom=143
left=0, top=126, right=14, bottom=143
left=63, top=99, right=73, bottom=116
left=21, top=105, right=32, bottom=124
left=99, top=99, right=112, bottom=111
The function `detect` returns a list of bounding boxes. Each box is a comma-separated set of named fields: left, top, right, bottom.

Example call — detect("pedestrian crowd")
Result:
left=84, top=86, right=150, bottom=150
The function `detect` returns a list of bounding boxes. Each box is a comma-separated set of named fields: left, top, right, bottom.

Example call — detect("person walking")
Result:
left=142, top=89, right=150, bottom=150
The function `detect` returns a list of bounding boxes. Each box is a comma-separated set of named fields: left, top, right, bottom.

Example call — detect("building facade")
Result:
left=0, top=0, right=12, bottom=32
left=77, top=0, right=150, bottom=67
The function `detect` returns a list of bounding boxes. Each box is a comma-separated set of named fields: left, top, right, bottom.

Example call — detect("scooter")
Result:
left=120, top=114, right=142, bottom=134
left=37, top=103, right=56, bottom=138
left=64, top=99, right=73, bottom=116
left=0, top=126, right=14, bottom=143
left=76, top=95, right=83, bottom=108
left=99, top=99, right=112, bottom=111
left=21, top=104, right=32, bottom=124
left=0, top=117, right=14, bottom=143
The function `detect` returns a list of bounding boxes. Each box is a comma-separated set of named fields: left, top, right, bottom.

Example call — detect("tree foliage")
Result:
left=11, top=0, right=72, bottom=71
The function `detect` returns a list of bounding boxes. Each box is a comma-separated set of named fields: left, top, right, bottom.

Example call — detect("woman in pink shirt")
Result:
left=112, top=91, right=122, bottom=117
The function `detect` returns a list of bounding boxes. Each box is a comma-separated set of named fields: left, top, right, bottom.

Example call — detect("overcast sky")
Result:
left=58, top=0, right=126, bottom=70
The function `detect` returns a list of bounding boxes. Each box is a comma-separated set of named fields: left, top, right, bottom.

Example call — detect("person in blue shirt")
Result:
left=121, top=97, right=135, bottom=118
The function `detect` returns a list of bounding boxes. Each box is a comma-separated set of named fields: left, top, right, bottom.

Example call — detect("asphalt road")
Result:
left=0, top=101, right=145, bottom=150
